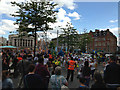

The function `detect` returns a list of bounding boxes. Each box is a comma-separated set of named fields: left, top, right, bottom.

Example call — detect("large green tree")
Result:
left=59, top=22, right=78, bottom=51
left=11, top=0, right=58, bottom=56
left=77, top=29, right=92, bottom=53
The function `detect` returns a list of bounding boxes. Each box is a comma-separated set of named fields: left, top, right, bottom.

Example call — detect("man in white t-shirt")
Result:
left=89, top=59, right=96, bottom=79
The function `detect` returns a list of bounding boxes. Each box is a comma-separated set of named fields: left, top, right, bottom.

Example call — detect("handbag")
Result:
left=61, top=85, right=69, bottom=90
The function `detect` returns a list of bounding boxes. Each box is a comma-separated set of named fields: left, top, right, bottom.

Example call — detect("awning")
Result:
left=0, top=46, right=17, bottom=49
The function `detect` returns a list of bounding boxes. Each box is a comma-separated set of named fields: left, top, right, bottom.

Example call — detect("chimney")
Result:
left=107, top=29, right=109, bottom=31
left=95, top=29, right=99, bottom=32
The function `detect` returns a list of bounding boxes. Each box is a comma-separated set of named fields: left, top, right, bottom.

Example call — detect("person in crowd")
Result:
left=66, top=57, right=76, bottom=82
left=50, top=66, right=68, bottom=90
left=24, top=64, right=43, bottom=88
left=91, top=72, right=106, bottom=89
left=2, top=58, right=9, bottom=71
left=81, top=61, right=91, bottom=87
left=27, top=54, right=33, bottom=61
left=16, top=56, right=32, bottom=76
left=89, top=59, right=96, bottom=79
left=49, top=53, right=53, bottom=63
left=44, top=54, right=49, bottom=65
left=10, top=55, right=18, bottom=78
left=35, top=56, right=50, bottom=89
left=33, top=54, right=38, bottom=64
left=104, top=55, right=120, bottom=88
left=2, top=70, right=14, bottom=89
left=76, top=76, right=89, bottom=90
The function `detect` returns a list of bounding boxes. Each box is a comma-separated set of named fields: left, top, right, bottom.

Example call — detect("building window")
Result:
left=103, top=38, right=105, bottom=41
left=95, top=43, right=97, bottom=46
left=102, top=42, right=105, bottom=46
left=94, top=38, right=97, bottom=41
left=98, top=42, right=101, bottom=46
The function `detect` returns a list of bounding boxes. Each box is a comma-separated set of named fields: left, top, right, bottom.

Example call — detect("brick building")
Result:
left=51, top=29, right=117, bottom=54
left=87, top=29, right=117, bottom=54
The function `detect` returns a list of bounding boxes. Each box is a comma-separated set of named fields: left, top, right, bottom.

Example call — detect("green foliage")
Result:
left=10, top=0, right=58, bottom=35
left=59, top=22, right=78, bottom=51
left=49, top=41, right=55, bottom=49
left=77, top=31, right=92, bottom=53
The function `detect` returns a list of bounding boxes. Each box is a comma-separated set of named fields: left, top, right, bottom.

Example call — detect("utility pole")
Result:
left=34, top=25, right=37, bottom=58
left=57, top=30, right=59, bottom=53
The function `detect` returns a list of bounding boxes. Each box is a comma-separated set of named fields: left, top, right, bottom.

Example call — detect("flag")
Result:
left=93, top=50, right=97, bottom=54
left=97, top=52, right=100, bottom=56
left=61, top=46, right=63, bottom=50
left=66, top=47, right=67, bottom=52
left=55, top=47, right=57, bottom=52
left=94, top=55, right=96, bottom=58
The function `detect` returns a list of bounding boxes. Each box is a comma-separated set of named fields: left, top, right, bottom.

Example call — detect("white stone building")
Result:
left=9, top=34, right=35, bottom=48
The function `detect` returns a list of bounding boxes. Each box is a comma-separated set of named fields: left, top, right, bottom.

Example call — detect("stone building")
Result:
left=9, top=34, right=35, bottom=48
left=0, top=37, right=7, bottom=46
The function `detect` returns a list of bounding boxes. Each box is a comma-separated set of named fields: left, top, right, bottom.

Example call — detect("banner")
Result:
left=55, top=47, right=57, bottom=52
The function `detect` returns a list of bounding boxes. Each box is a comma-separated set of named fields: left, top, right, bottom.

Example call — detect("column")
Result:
left=32, top=39, right=34, bottom=47
left=29, top=40, right=31, bottom=48
left=31, top=40, right=33, bottom=47
left=22, top=39, right=23, bottom=47
left=27, top=39, right=28, bottom=47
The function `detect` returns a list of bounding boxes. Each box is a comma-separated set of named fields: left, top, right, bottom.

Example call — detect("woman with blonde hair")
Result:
left=50, top=66, right=68, bottom=90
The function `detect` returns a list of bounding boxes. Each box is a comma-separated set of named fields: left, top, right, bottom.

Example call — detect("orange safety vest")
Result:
left=49, top=54, right=52, bottom=59
left=68, top=60, right=76, bottom=70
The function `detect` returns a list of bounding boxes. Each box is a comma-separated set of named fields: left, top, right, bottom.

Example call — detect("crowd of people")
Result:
left=1, top=49, right=120, bottom=90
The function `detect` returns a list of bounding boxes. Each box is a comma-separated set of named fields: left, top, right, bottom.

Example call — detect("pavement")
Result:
left=11, top=63, right=104, bottom=89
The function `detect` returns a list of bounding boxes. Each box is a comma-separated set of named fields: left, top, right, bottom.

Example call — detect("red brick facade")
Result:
left=87, top=29, right=117, bottom=54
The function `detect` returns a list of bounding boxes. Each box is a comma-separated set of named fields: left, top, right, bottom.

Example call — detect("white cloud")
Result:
left=0, top=0, right=76, bottom=18
left=57, top=8, right=67, bottom=21
left=68, top=12, right=81, bottom=20
left=100, top=27, right=118, bottom=36
left=0, top=0, right=26, bottom=17
left=46, top=8, right=73, bottom=40
left=52, top=0, right=76, bottom=10
left=109, top=27, right=118, bottom=36
left=0, top=30, right=6, bottom=35
left=99, top=27, right=119, bottom=45
left=0, top=0, right=80, bottom=40
left=109, top=20, right=118, bottom=23
left=0, top=19, right=18, bottom=35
